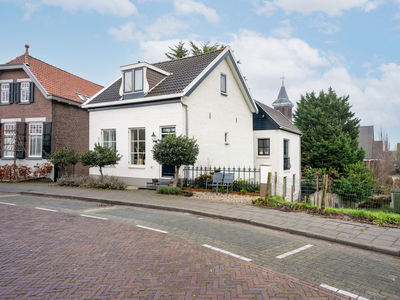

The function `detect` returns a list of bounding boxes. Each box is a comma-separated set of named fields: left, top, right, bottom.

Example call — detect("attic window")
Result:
left=84, top=95, right=90, bottom=101
left=124, top=68, right=144, bottom=93
left=75, top=92, right=85, bottom=101
left=221, top=73, right=227, bottom=94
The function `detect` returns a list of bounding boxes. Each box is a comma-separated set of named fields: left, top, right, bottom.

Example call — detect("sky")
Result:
left=1, top=0, right=400, bottom=149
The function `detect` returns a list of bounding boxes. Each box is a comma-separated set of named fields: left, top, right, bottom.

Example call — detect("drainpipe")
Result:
left=181, top=98, right=188, bottom=137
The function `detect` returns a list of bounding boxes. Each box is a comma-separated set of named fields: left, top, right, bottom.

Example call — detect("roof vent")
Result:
left=24, top=44, right=30, bottom=66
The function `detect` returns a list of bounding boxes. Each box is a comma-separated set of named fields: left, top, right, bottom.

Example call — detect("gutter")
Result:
left=181, top=98, right=189, bottom=137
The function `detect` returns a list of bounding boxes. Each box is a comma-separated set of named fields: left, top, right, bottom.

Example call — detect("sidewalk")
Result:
left=1, top=182, right=399, bottom=257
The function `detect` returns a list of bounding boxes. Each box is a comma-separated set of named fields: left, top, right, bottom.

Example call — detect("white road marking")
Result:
left=0, top=194, right=19, bottom=198
left=202, top=244, right=252, bottom=262
left=136, top=225, right=168, bottom=233
left=35, top=207, right=58, bottom=212
left=320, top=284, right=369, bottom=299
left=0, top=201, right=16, bottom=205
left=276, top=244, right=313, bottom=259
left=80, top=214, right=108, bottom=220
left=83, top=207, right=117, bottom=213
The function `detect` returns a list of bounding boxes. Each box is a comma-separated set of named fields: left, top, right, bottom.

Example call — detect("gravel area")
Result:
left=191, top=191, right=256, bottom=204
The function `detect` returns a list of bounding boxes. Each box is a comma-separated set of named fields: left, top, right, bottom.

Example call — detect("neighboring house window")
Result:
left=221, top=73, right=227, bottom=94
left=3, top=122, right=16, bottom=157
left=225, top=132, right=229, bottom=145
left=102, top=129, right=116, bottom=150
left=130, top=128, right=145, bottom=165
left=162, top=127, right=176, bottom=137
left=124, top=68, right=144, bottom=93
left=258, top=139, right=270, bottom=156
left=29, top=123, right=43, bottom=157
left=1, top=83, right=9, bottom=104
left=20, top=82, right=30, bottom=103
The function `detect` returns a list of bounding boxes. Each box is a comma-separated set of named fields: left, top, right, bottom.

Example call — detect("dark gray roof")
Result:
left=88, top=49, right=224, bottom=105
left=147, top=49, right=223, bottom=97
left=272, top=85, right=294, bottom=108
left=359, top=126, right=374, bottom=159
left=256, top=100, right=301, bottom=135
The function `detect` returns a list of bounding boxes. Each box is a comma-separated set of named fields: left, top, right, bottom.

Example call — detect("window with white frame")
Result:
left=134, top=69, right=143, bottom=92
left=221, top=73, right=227, bottom=94
left=1, top=83, right=9, bottom=104
left=130, top=128, right=145, bottom=165
left=21, top=82, right=30, bottom=103
left=124, top=68, right=144, bottom=93
left=29, top=123, right=43, bottom=157
left=102, top=129, right=116, bottom=150
left=4, top=122, right=16, bottom=157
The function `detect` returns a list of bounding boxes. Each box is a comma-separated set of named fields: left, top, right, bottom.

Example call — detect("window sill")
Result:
left=18, top=102, right=31, bottom=105
left=221, top=92, right=228, bottom=96
left=256, top=155, right=270, bottom=158
left=284, top=170, right=291, bottom=173
left=128, top=165, right=146, bottom=169
left=1, top=157, right=15, bottom=160
left=0, top=103, right=10, bottom=106
left=26, top=157, right=42, bottom=160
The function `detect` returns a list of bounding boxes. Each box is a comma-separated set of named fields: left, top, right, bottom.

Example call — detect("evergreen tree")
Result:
left=189, top=41, right=224, bottom=55
left=165, top=41, right=189, bottom=59
left=293, top=87, right=365, bottom=174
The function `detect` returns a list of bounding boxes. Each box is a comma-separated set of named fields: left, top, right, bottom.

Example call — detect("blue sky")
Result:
left=1, top=0, right=400, bottom=148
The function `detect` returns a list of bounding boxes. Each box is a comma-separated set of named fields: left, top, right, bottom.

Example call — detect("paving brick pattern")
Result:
left=0, top=205, right=351, bottom=300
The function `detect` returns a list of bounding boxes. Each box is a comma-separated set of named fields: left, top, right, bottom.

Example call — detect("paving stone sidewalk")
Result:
left=0, top=182, right=399, bottom=257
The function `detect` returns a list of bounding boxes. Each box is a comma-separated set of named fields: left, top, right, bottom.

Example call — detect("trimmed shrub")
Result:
left=156, top=186, right=181, bottom=195
left=57, top=175, right=87, bottom=187
left=179, top=190, right=194, bottom=197
left=57, top=175, right=126, bottom=190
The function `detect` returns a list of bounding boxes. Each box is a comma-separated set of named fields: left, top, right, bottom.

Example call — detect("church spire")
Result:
left=280, top=72, right=285, bottom=87
left=272, top=73, right=294, bottom=122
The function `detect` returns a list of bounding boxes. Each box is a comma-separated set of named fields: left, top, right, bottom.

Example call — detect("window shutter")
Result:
left=9, top=83, right=14, bottom=104
left=29, top=82, right=34, bottom=103
left=16, top=122, right=26, bottom=159
left=42, top=122, right=52, bottom=158
left=15, top=82, right=20, bottom=104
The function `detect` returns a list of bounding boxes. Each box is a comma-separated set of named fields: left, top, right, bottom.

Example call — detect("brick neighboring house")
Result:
left=0, top=45, right=103, bottom=179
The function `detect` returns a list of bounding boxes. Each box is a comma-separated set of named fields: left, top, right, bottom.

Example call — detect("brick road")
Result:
left=0, top=205, right=351, bottom=300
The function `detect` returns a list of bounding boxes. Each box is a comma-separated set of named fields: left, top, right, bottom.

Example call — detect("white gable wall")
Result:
left=184, top=57, right=254, bottom=168
left=254, top=129, right=301, bottom=201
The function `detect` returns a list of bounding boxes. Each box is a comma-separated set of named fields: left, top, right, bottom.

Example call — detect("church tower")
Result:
left=272, top=73, right=294, bottom=122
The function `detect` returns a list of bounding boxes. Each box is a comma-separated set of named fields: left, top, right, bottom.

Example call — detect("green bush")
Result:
left=233, top=180, right=260, bottom=193
left=194, top=173, right=213, bottom=189
left=57, top=175, right=87, bottom=187
left=156, top=186, right=181, bottom=195
left=57, top=175, right=126, bottom=190
left=333, top=162, right=375, bottom=203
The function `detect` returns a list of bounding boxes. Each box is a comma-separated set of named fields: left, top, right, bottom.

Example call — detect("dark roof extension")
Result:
left=256, top=100, right=301, bottom=135
left=88, top=49, right=224, bottom=105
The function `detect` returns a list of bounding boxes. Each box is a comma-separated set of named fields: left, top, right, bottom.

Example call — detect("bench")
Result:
left=205, top=172, right=223, bottom=195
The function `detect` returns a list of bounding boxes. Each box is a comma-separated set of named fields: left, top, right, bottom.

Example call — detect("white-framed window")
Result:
left=124, top=71, right=132, bottom=93
left=29, top=123, right=43, bottom=157
left=21, top=82, right=30, bottom=103
left=102, top=129, right=116, bottom=150
left=221, top=73, right=227, bottom=94
left=130, top=128, right=145, bottom=165
left=3, top=122, right=16, bottom=157
left=124, top=68, right=144, bottom=93
left=1, top=83, right=9, bottom=104
left=134, top=68, right=143, bottom=92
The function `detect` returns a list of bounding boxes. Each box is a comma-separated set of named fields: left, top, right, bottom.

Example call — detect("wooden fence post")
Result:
left=263, top=172, right=272, bottom=205
left=321, top=174, right=327, bottom=213
left=291, top=186, right=294, bottom=202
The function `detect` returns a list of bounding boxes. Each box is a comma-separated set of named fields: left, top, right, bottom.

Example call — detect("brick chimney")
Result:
left=24, top=44, right=30, bottom=66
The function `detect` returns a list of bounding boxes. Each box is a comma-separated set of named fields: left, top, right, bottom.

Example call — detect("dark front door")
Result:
left=161, top=127, right=176, bottom=177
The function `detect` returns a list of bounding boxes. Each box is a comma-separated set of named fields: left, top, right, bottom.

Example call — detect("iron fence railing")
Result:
left=183, top=166, right=261, bottom=193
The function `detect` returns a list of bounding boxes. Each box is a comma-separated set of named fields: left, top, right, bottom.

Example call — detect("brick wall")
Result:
left=52, top=101, right=89, bottom=176
left=147, top=69, right=166, bottom=90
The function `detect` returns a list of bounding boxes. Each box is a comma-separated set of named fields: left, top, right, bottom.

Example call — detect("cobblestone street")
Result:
left=0, top=204, right=350, bottom=300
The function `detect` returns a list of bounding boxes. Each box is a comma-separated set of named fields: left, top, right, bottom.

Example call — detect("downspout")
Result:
left=181, top=98, right=188, bottom=137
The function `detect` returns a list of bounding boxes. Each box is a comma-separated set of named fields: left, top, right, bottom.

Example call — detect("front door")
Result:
left=161, top=127, right=176, bottom=177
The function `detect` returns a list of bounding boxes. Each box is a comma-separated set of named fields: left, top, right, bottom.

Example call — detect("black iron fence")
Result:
left=183, top=166, right=261, bottom=193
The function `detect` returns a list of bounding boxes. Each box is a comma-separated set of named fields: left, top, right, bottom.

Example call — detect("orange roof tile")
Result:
left=7, top=49, right=103, bottom=104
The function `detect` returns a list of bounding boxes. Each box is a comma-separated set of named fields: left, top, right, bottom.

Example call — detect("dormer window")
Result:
left=124, top=68, right=143, bottom=93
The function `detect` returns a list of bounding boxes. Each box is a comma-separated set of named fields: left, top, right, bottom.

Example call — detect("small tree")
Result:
left=81, top=143, right=122, bottom=182
left=152, top=134, right=199, bottom=187
left=46, top=146, right=80, bottom=177
left=165, top=41, right=189, bottom=59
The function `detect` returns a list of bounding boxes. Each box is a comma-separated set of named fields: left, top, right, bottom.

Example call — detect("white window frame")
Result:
left=221, top=73, right=227, bottom=94
left=3, top=122, right=17, bottom=157
left=134, top=68, right=143, bottom=92
left=130, top=128, right=146, bottom=165
left=102, top=129, right=116, bottom=151
left=1, top=83, right=10, bottom=104
left=20, top=82, right=30, bottom=103
left=29, top=123, right=43, bottom=157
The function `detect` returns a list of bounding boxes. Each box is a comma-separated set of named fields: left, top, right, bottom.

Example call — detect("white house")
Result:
left=253, top=80, right=302, bottom=201
left=83, top=47, right=258, bottom=186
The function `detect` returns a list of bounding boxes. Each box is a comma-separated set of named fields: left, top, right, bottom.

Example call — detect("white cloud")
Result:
left=309, top=14, right=340, bottom=34
left=146, top=15, right=188, bottom=40
left=271, top=19, right=294, bottom=38
left=174, top=0, right=220, bottom=23
left=23, top=1, right=40, bottom=19
left=253, top=0, right=382, bottom=16
left=108, top=22, right=136, bottom=41
left=41, top=0, right=137, bottom=17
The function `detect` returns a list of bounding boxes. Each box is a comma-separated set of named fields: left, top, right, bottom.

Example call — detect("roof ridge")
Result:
left=152, top=48, right=225, bottom=65
left=7, top=54, right=103, bottom=89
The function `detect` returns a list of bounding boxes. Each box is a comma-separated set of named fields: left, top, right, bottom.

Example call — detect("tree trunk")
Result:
left=321, top=174, right=328, bottom=214
left=174, top=166, right=180, bottom=187
left=100, top=166, right=103, bottom=183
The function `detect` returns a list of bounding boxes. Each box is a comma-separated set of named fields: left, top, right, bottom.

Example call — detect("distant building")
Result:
left=358, top=125, right=383, bottom=169
left=271, top=74, right=294, bottom=122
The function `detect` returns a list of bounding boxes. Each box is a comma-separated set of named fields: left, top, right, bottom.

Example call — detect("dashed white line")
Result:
left=0, top=194, right=19, bottom=198
left=35, top=207, right=58, bottom=212
left=202, top=244, right=252, bottom=262
left=0, top=201, right=16, bottom=205
left=80, top=214, right=108, bottom=220
left=320, top=284, right=369, bottom=299
left=276, top=244, right=313, bottom=259
left=136, top=225, right=168, bottom=233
